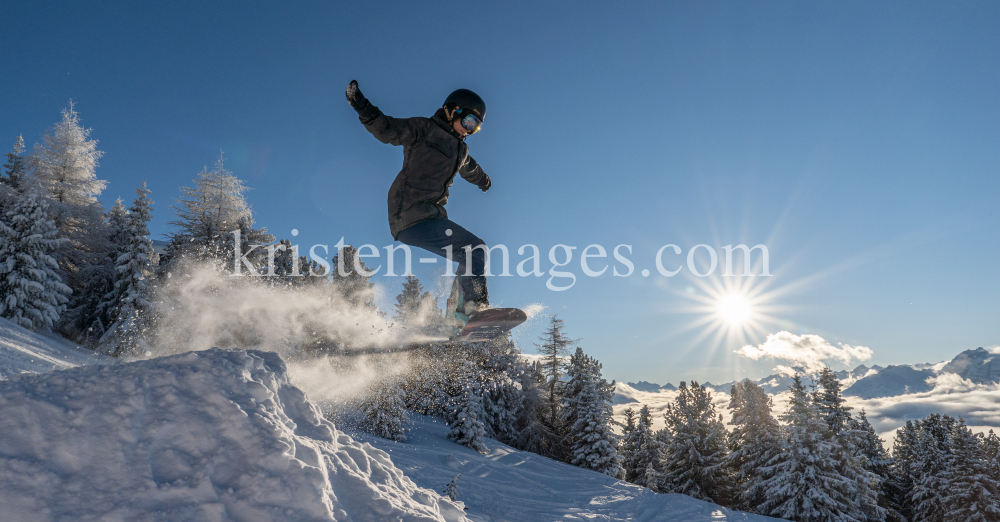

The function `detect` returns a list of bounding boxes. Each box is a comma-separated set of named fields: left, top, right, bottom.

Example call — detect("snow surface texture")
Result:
left=0, top=316, right=108, bottom=378
left=351, top=415, right=778, bottom=522
left=0, top=348, right=468, bottom=522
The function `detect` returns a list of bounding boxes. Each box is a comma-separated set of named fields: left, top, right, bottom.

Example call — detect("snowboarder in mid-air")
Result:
left=345, top=80, right=524, bottom=341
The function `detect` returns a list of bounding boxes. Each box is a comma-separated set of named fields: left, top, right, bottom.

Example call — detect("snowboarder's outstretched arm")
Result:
left=459, top=155, right=491, bottom=192
left=345, top=80, right=424, bottom=147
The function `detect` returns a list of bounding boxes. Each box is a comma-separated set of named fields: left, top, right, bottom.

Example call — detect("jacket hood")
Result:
left=432, top=110, right=465, bottom=141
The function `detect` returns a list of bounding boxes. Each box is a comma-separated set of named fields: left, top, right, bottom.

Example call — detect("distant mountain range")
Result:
left=620, top=347, right=997, bottom=402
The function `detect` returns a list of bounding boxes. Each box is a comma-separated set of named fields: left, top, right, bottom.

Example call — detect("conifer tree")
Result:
left=29, top=103, right=111, bottom=338
left=0, top=192, right=72, bottom=330
left=759, top=374, right=858, bottom=521
left=166, top=154, right=272, bottom=272
left=446, top=359, right=488, bottom=454
left=29, top=102, right=107, bottom=256
left=909, top=414, right=955, bottom=522
left=942, top=418, right=1000, bottom=522
left=358, top=375, right=410, bottom=442
left=0, top=138, right=25, bottom=237
left=644, top=462, right=660, bottom=493
left=443, top=474, right=461, bottom=502
left=619, top=407, right=638, bottom=477
left=534, top=315, right=576, bottom=457
left=813, top=367, right=852, bottom=439
left=726, top=378, right=781, bottom=513
left=99, top=183, right=156, bottom=356
left=477, top=336, right=524, bottom=444
left=851, top=409, right=902, bottom=521
left=983, top=430, right=1000, bottom=482
left=393, top=275, right=426, bottom=323
left=89, top=199, right=130, bottom=337
left=815, top=368, right=884, bottom=521
left=562, top=347, right=593, bottom=447
left=2, top=136, right=30, bottom=192
left=269, top=239, right=297, bottom=279
left=331, top=245, right=377, bottom=309
left=890, top=420, right=920, bottom=522
left=622, top=404, right=662, bottom=487
left=563, top=348, right=621, bottom=477
left=661, top=381, right=730, bottom=504
left=511, top=360, right=559, bottom=456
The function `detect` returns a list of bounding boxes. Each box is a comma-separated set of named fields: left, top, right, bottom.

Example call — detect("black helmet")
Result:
left=444, top=89, right=486, bottom=122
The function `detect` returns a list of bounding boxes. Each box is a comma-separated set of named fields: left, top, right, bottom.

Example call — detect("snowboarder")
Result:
left=345, top=80, right=492, bottom=327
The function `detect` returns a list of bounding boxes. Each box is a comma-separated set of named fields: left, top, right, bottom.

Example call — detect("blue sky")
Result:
left=3, top=1, right=998, bottom=384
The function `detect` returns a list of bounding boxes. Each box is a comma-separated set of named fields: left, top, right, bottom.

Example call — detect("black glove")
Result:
left=345, top=80, right=368, bottom=110
left=346, top=80, right=381, bottom=123
left=479, top=173, right=491, bottom=192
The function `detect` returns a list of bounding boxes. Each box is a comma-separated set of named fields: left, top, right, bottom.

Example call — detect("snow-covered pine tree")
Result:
left=402, top=343, right=451, bottom=417
left=561, top=347, right=592, bottom=451
left=815, top=367, right=884, bottom=521
left=0, top=136, right=30, bottom=252
left=166, top=154, right=272, bottom=272
left=941, top=418, right=1000, bottom=522
left=99, top=183, right=156, bottom=356
left=759, top=374, right=858, bottom=521
left=29, top=103, right=112, bottom=338
left=443, top=473, right=461, bottom=502
left=889, top=420, right=920, bottom=521
left=29, top=102, right=107, bottom=264
left=358, top=374, right=410, bottom=442
left=644, top=462, right=660, bottom=493
left=813, top=367, right=852, bottom=438
left=563, top=348, right=621, bottom=477
left=0, top=191, right=72, bottom=330
left=621, top=404, right=662, bottom=488
left=330, top=245, right=377, bottom=309
left=660, top=381, right=730, bottom=504
left=511, top=360, right=559, bottom=457
left=622, top=407, right=637, bottom=434
left=909, top=413, right=955, bottom=522
left=619, top=407, right=638, bottom=478
left=476, top=335, right=524, bottom=445
left=89, top=199, right=130, bottom=337
left=446, top=358, right=489, bottom=454
left=850, top=409, right=902, bottom=521
left=984, top=430, right=1000, bottom=482
left=534, top=315, right=576, bottom=459
left=393, top=275, right=424, bottom=323
left=2, top=136, right=30, bottom=192
left=269, top=239, right=297, bottom=279
left=725, top=378, right=782, bottom=513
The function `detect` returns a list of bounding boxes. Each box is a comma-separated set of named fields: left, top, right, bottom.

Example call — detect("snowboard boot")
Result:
left=462, top=300, right=490, bottom=321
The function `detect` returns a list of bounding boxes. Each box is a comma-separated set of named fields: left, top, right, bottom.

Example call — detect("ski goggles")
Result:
left=458, top=110, right=482, bottom=135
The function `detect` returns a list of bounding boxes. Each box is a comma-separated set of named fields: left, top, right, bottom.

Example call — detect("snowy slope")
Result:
left=0, top=316, right=109, bottom=377
left=349, top=415, right=778, bottom=522
left=940, top=347, right=1000, bottom=384
left=0, top=348, right=467, bottom=522
left=842, top=365, right=935, bottom=399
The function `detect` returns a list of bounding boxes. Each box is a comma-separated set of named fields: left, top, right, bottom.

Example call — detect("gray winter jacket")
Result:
left=355, top=106, right=490, bottom=238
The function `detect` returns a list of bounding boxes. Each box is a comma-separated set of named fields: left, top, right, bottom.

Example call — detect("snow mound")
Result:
left=0, top=348, right=468, bottom=522
left=0, top=316, right=108, bottom=378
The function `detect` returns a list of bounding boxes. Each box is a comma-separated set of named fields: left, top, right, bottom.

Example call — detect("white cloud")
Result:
left=735, top=331, right=873, bottom=374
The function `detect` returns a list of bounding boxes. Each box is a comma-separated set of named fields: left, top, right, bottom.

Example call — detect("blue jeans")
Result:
left=395, top=218, right=489, bottom=309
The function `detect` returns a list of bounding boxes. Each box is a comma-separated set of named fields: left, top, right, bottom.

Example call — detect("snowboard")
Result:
left=451, top=308, right=527, bottom=343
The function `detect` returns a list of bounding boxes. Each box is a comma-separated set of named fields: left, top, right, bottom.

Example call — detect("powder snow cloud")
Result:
left=735, top=331, right=874, bottom=375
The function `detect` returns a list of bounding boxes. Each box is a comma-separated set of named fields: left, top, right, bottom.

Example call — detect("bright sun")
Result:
left=718, top=294, right=752, bottom=325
